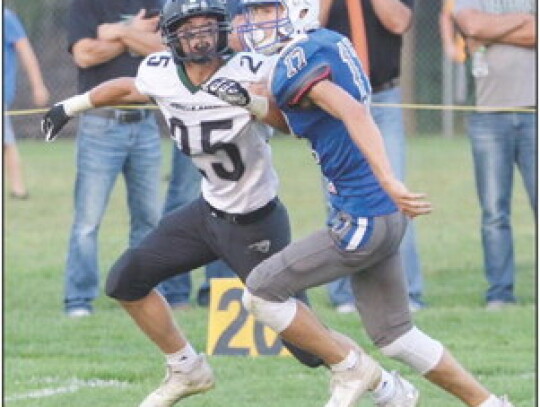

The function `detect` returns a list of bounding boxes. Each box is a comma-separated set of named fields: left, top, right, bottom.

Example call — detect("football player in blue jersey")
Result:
left=202, top=0, right=515, bottom=406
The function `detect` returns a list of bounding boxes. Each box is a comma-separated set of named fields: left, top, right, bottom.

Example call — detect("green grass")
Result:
left=4, top=136, right=536, bottom=406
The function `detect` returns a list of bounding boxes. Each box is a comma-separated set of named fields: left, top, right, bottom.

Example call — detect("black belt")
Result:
left=87, top=108, right=151, bottom=123
left=207, top=197, right=278, bottom=225
left=372, top=77, right=400, bottom=94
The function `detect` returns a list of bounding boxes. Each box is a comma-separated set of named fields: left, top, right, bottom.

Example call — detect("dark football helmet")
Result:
left=160, top=0, right=231, bottom=64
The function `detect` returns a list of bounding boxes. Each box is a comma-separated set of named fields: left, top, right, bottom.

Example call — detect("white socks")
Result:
left=371, top=370, right=396, bottom=403
left=330, top=350, right=396, bottom=402
left=477, top=395, right=502, bottom=407
left=330, top=350, right=359, bottom=372
left=166, top=343, right=198, bottom=373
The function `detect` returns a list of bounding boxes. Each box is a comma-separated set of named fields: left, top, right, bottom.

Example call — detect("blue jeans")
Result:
left=4, top=114, right=15, bottom=145
left=64, top=113, right=161, bottom=313
left=468, top=111, right=536, bottom=303
left=157, top=146, right=234, bottom=307
left=326, top=86, right=424, bottom=306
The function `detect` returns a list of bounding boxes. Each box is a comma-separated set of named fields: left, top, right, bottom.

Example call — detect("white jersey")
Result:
left=135, top=51, right=278, bottom=214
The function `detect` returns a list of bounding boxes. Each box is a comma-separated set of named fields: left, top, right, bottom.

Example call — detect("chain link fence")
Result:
left=5, top=0, right=469, bottom=138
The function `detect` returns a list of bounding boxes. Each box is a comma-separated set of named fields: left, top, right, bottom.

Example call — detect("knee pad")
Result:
left=380, top=326, right=444, bottom=375
left=242, top=289, right=297, bottom=333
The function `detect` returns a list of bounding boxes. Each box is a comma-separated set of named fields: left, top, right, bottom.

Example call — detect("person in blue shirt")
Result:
left=203, top=0, right=514, bottom=406
left=4, top=8, right=49, bottom=199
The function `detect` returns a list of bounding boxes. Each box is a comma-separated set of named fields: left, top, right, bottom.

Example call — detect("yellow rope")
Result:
left=3, top=102, right=537, bottom=116
left=5, top=104, right=158, bottom=116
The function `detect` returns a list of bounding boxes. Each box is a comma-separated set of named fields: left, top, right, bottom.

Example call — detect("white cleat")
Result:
left=374, top=371, right=419, bottom=407
left=139, top=354, right=215, bottom=407
left=325, top=353, right=382, bottom=407
left=66, top=308, right=91, bottom=318
left=497, top=395, right=514, bottom=407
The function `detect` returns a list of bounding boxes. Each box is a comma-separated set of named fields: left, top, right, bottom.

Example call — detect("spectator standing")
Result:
left=4, top=8, right=50, bottom=199
left=63, top=0, right=164, bottom=317
left=453, top=0, right=536, bottom=310
left=319, top=0, right=426, bottom=312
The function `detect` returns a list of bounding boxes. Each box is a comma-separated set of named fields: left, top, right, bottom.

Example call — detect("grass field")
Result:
left=4, top=135, right=536, bottom=406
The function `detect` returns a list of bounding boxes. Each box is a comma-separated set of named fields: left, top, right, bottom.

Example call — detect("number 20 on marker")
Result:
left=206, top=278, right=290, bottom=357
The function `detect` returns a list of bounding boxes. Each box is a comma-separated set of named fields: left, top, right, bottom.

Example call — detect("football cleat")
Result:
left=139, top=354, right=215, bottom=407
left=374, top=371, right=419, bottom=407
left=325, top=352, right=382, bottom=407
left=497, top=395, right=514, bottom=407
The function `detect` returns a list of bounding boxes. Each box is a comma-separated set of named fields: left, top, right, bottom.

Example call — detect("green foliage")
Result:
left=4, top=137, right=536, bottom=406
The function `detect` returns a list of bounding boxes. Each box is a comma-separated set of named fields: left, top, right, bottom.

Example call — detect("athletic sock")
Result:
left=330, top=350, right=359, bottom=372
left=371, top=370, right=396, bottom=403
left=165, top=343, right=198, bottom=373
left=476, top=395, right=501, bottom=407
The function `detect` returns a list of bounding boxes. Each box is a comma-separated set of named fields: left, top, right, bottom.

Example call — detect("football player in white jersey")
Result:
left=40, top=0, right=331, bottom=405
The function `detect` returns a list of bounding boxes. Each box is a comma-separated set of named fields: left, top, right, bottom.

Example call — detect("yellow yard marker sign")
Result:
left=207, top=278, right=290, bottom=357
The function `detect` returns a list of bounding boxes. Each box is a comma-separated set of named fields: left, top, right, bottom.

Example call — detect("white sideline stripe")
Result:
left=5, top=378, right=129, bottom=402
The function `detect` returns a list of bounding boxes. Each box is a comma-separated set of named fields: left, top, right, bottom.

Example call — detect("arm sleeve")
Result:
left=67, top=0, right=99, bottom=52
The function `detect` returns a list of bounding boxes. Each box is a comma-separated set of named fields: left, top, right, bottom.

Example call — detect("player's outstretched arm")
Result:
left=41, top=77, right=150, bottom=142
left=308, top=79, right=432, bottom=218
left=202, top=77, right=291, bottom=134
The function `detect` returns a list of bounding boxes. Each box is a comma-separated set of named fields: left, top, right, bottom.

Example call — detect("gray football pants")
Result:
left=245, top=211, right=413, bottom=347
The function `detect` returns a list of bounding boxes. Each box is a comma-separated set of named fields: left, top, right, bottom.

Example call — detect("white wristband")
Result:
left=247, top=94, right=269, bottom=119
left=62, top=92, right=94, bottom=116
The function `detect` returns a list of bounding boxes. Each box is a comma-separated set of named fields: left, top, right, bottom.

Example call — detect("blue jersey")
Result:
left=271, top=28, right=397, bottom=218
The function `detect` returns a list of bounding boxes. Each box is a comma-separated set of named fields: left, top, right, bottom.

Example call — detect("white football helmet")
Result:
left=237, top=0, right=320, bottom=54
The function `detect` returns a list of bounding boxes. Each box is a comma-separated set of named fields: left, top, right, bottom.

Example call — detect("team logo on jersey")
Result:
left=248, top=240, right=271, bottom=253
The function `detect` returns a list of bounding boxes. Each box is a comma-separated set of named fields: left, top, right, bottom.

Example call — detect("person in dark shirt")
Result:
left=63, top=0, right=164, bottom=317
